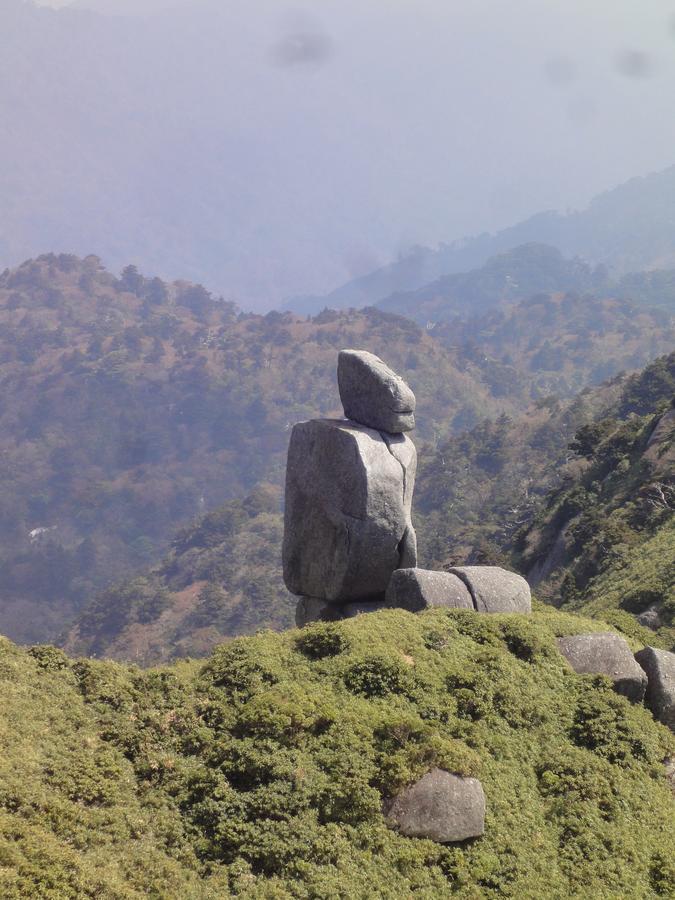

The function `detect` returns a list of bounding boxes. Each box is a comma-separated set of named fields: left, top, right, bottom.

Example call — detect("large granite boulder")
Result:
left=448, top=566, right=531, bottom=614
left=556, top=633, right=647, bottom=702
left=283, top=419, right=417, bottom=602
left=635, top=646, right=675, bottom=731
left=338, top=349, right=416, bottom=434
left=384, top=769, right=485, bottom=843
left=385, top=568, right=474, bottom=612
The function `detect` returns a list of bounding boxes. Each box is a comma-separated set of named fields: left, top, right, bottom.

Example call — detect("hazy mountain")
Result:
left=289, top=167, right=675, bottom=315
left=5, top=0, right=675, bottom=309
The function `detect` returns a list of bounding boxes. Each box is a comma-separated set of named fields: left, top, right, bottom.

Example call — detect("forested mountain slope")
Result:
left=0, top=255, right=501, bottom=644
left=375, top=243, right=609, bottom=324
left=517, top=354, right=675, bottom=650
left=4, top=608, right=675, bottom=897
left=62, top=484, right=291, bottom=664
left=64, top=356, right=674, bottom=665
left=0, top=254, right=672, bottom=649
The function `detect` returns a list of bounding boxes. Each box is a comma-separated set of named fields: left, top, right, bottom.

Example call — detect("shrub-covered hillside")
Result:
left=2, top=607, right=674, bottom=898
left=518, top=354, right=675, bottom=649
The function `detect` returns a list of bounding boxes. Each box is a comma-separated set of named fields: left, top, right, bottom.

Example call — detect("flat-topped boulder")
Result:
left=556, top=633, right=647, bottom=702
left=635, top=646, right=675, bottom=731
left=384, top=769, right=485, bottom=843
left=448, top=566, right=531, bottom=614
left=385, top=568, right=474, bottom=612
left=338, top=349, right=416, bottom=434
left=283, top=419, right=417, bottom=602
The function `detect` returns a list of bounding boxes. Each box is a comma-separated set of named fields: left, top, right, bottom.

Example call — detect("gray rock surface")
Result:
left=635, top=646, right=675, bottom=731
left=556, top=633, right=647, bottom=702
left=295, top=597, right=335, bottom=627
left=448, top=566, right=532, bottom=614
left=385, top=568, right=474, bottom=613
left=338, top=349, right=416, bottom=434
left=384, top=768, right=485, bottom=843
left=295, top=597, right=388, bottom=627
left=636, top=603, right=663, bottom=630
left=665, top=757, right=675, bottom=794
left=283, top=418, right=417, bottom=602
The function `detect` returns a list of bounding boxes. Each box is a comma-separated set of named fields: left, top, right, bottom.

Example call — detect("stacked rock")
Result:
left=283, top=350, right=418, bottom=625
left=283, top=349, right=532, bottom=626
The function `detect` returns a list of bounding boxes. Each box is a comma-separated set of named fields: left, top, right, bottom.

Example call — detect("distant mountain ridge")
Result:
left=286, top=166, right=675, bottom=315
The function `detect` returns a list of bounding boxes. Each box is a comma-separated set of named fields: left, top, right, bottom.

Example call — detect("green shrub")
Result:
left=343, top=654, right=416, bottom=699
left=295, top=622, right=351, bottom=659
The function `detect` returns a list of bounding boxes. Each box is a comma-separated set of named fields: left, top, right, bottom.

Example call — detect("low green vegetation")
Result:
left=1, top=607, right=673, bottom=898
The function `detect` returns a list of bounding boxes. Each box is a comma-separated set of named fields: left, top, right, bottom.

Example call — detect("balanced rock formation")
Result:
left=338, top=349, right=416, bottom=433
left=384, top=769, right=485, bottom=843
left=635, top=646, right=675, bottom=731
left=449, top=566, right=532, bottom=614
left=283, top=351, right=418, bottom=614
left=283, top=420, right=417, bottom=602
left=556, top=633, right=648, bottom=703
left=385, top=568, right=474, bottom=612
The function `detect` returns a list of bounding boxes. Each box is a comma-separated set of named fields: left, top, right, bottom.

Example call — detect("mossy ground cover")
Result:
left=0, top=608, right=673, bottom=898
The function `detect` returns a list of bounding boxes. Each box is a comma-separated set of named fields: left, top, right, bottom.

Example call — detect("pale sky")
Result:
left=9, top=0, right=675, bottom=306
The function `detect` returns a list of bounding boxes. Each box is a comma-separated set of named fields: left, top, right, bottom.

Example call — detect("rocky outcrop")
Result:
left=556, top=633, right=647, bottom=702
left=338, top=349, right=416, bottom=433
left=449, top=566, right=532, bottom=614
left=384, top=769, right=485, bottom=843
left=635, top=646, right=675, bottom=731
left=385, top=568, right=474, bottom=612
left=283, top=419, right=416, bottom=602
left=295, top=596, right=388, bottom=627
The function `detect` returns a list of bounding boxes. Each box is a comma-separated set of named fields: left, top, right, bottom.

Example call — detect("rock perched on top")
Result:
left=448, top=566, right=532, bottom=614
left=283, top=419, right=417, bottom=602
left=385, top=568, right=474, bottom=612
left=556, top=633, right=648, bottom=703
left=384, top=769, right=485, bottom=843
left=338, top=349, right=416, bottom=434
left=635, top=646, right=675, bottom=731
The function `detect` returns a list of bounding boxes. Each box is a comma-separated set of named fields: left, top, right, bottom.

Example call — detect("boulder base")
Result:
left=635, top=646, right=675, bottom=731
left=449, top=566, right=532, bottom=613
left=338, top=349, right=416, bottom=433
left=283, top=419, right=416, bottom=602
left=384, top=769, right=485, bottom=843
left=295, top=597, right=387, bottom=627
left=557, top=633, right=647, bottom=702
left=386, top=568, right=474, bottom=612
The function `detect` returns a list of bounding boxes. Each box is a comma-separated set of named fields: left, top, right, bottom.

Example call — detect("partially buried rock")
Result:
left=384, top=769, right=485, bottom=843
left=338, top=349, right=416, bottom=434
left=283, top=419, right=417, bottom=602
left=385, top=568, right=474, bottom=613
left=448, top=566, right=532, bottom=614
left=635, top=646, right=675, bottom=731
left=556, top=633, right=647, bottom=703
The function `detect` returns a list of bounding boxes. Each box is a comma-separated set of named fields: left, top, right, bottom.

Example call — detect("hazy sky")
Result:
left=9, top=0, right=675, bottom=307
